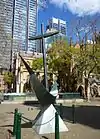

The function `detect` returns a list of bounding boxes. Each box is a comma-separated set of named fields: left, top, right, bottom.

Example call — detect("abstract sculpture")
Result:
left=19, top=55, right=68, bottom=134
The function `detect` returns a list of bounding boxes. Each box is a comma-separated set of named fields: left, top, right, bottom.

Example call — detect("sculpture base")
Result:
left=32, top=104, right=68, bottom=134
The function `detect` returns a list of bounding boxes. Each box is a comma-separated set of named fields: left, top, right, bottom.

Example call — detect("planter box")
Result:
left=59, top=92, right=80, bottom=99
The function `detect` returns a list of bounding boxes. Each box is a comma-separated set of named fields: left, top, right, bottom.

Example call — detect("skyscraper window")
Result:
left=0, top=0, right=37, bottom=69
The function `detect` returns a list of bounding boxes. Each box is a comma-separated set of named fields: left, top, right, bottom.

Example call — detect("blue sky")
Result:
left=38, top=0, right=100, bottom=42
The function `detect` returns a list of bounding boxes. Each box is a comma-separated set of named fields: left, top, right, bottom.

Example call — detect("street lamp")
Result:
left=29, top=23, right=59, bottom=90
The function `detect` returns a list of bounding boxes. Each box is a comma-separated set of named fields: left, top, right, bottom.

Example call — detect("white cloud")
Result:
left=49, top=0, right=100, bottom=16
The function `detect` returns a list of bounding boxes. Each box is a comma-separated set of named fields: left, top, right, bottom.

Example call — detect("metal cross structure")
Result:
left=29, top=23, right=59, bottom=90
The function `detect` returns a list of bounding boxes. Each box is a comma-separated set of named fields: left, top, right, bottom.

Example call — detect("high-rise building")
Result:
left=0, top=0, right=13, bottom=69
left=48, top=17, right=66, bottom=35
left=0, top=0, right=37, bottom=69
left=44, top=17, right=67, bottom=51
left=13, top=0, right=37, bottom=52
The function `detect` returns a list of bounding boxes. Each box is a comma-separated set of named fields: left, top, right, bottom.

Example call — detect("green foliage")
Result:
left=47, top=40, right=79, bottom=92
left=92, top=44, right=100, bottom=74
left=47, top=39, right=100, bottom=92
left=4, top=71, right=14, bottom=86
left=23, top=81, right=31, bottom=92
left=48, top=40, right=70, bottom=70
left=32, top=58, right=43, bottom=71
left=76, top=44, right=100, bottom=77
left=96, top=32, right=100, bottom=44
left=75, top=43, right=100, bottom=97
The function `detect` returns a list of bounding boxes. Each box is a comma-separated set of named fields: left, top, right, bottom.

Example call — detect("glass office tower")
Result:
left=0, top=0, right=37, bottom=69
left=0, top=0, right=13, bottom=69
left=14, top=0, right=37, bottom=52
left=44, top=17, right=67, bottom=51
left=28, top=0, right=37, bottom=52
left=49, top=17, right=66, bottom=35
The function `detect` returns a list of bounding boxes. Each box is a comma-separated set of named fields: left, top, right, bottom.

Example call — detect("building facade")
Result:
left=0, top=0, right=37, bottom=69
left=14, top=51, right=56, bottom=93
left=0, top=74, right=6, bottom=93
left=44, top=17, right=67, bottom=51
left=0, top=0, right=13, bottom=69
left=13, top=0, right=37, bottom=52
left=48, top=17, right=66, bottom=35
left=14, top=51, right=43, bottom=93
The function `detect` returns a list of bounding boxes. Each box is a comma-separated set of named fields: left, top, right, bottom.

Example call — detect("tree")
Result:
left=96, top=32, right=100, bottom=44
left=4, top=71, right=14, bottom=90
left=69, top=17, right=100, bottom=99
left=23, top=80, right=31, bottom=92
left=94, top=33, right=100, bottom=74
left=75, top=40, right=100, bottom=98
left=47, top=40, right=79, bottom=92
left=47, top=37, right=100, bottom=96
left=32, top=58, right=43, bottom=71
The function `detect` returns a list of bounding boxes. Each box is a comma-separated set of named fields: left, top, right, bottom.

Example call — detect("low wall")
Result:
left=3, top=93, right=37, bottom=102
left=59, top=92, right=81, bottom=99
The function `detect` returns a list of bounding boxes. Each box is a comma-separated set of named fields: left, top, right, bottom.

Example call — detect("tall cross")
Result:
left=29, top=23, right=59, bottom=90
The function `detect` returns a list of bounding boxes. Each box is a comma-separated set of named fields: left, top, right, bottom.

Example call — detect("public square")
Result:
left=0, top=99, right=100, bottom=139
left=0, top=0, right=100, bottom=139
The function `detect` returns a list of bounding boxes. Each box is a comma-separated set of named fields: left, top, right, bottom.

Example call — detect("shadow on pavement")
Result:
left=23, top=100, right=40, bottom=105
left=23, top=100, right=41, bottom=109
left=21, top=121, right=32, bottom=128
left=0, top=122, right=32, bottom=129
left=0, top=125, right=13, bottom=127
left=56, top=104, right=100, bottom=129
left=1, top=103, right=100, bottom=130
left=0, top=122, right=32, bottom=128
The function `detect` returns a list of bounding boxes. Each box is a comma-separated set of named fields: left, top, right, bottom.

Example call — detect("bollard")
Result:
left=54, top=104, right=60, bottom=116
left=28, top=107, right=30, bottom=111
left=13, top=108, right=18, bottom=136
left=55, top=112, right=60, bottom=139
left=59, top=103, right=63, bottom=118
left=72, top=104, right=75, bottom=124
left=16, top=113, right=22, bottom=139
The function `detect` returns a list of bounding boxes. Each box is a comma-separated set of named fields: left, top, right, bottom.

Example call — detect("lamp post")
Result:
left=29, top=24, right=59, bottom=90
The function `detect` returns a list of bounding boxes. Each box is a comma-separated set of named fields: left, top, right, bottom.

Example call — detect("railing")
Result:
left=11, top=103, right=76, bottom=139
left=11, top=108, right=61, bottom=139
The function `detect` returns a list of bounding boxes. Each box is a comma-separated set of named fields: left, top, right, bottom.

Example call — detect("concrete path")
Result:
left=0, top=100, right=100, bottom=139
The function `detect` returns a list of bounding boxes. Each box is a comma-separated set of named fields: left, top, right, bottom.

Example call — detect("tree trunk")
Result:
left=85, top=78, right=90, bottom=101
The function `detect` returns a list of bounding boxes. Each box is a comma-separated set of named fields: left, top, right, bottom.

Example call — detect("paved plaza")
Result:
left=0, top=99, right=100, bottom=139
